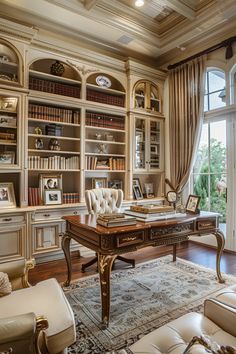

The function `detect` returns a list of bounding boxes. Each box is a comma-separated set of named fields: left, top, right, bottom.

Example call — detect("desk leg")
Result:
left=98, top=254, right=116, bottom=329
left=213, top=229, right=225, bottom=283
left=173, top=244, right=177, bottom=261
left=61, top=233, right=72, bottom=287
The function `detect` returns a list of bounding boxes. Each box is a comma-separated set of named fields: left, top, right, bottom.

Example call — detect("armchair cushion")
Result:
left=85, top=188, right=123, bottom=214
left=0, top=273, right=11, bottom=297
left=0, top=278, right=76, bottom=354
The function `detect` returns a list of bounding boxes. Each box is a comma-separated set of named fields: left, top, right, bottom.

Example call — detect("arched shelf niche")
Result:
left=133, top=80, right=161, bottom=113
left=0, top=40, right=22, bottom=86
left=86, top=72, right=126, bottom=107
left=29, top=59, right=81, bottom=99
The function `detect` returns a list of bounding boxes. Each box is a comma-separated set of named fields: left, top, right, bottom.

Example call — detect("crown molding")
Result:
left=0, top=17, right=38, bottom=42
left=125, top=59, right=167, bottom=82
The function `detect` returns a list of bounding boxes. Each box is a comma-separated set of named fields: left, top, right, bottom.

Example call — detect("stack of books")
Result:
left=125, top=204, right=186, bottom=222
left=96, top=213, right=136, bottom=228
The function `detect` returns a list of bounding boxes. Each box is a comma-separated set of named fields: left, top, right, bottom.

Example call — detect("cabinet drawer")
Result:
left=197, top=219, right=217, bottom=230
left=0, top=214, right=25, bottom=224
left=33, top=208, right=79, bottom=222
left=116, top=231, right=145, bottom=248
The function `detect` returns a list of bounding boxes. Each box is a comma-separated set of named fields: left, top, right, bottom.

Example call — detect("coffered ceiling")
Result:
left=0, top=0, right=236, bottom=67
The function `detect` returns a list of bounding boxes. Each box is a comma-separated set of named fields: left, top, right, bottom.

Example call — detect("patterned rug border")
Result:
left=65, top=255, right=236, bottom=354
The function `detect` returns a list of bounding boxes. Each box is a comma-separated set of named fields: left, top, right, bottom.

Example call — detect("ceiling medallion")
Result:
left=96, top=75, right=111, bottom=88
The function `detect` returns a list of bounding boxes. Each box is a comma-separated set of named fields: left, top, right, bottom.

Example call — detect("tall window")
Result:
left=193, top=121, right=227, bottom=225
left=193, top=69, right=227, bottom=229
left=204, top=70, right=226, bottom=111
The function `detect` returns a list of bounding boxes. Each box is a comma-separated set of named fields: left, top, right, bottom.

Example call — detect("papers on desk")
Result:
left=124, top=209, right=186, bottom=222
left=96, top=214, right=137, bottom=227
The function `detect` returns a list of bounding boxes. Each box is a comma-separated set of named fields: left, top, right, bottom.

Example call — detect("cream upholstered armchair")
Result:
left=82, top=188, right=135, bottom=272
left=0, top=259, right=76, bottom=354
left=130, top=287, right=236, bottom=354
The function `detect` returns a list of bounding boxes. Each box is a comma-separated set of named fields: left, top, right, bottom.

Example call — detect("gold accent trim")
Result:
left=99, top=256, right=108, bottom=274
left=23, top=259, right=35, bottom=288
left=35, top=316, right=48, bottom=354
left=122, top=236, right=137, bottom=242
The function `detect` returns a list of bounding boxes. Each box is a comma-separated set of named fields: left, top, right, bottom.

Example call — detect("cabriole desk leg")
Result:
left=213, top=229, right=225, bottom=283
left=98, top=254, right=116, bottom=329
left=61, top=233, right=72, bottom=287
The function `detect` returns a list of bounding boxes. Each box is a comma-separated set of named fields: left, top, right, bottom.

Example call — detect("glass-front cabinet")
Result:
left=134, top=116, right=163, bottom=171
left=134, top=81, right=161, bottom=113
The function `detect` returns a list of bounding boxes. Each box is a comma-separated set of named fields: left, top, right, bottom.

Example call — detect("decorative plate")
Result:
left=96, top=75, right=111, bottom=88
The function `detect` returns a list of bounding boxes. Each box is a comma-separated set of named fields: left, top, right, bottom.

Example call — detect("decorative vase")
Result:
left=50, top=60, right=65, bottom=76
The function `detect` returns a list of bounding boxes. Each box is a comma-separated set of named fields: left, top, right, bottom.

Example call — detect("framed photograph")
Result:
left=150, top=145, right=158, bottom=154
left=0, top=182, right=16, bottom=208
left=186, top=195, right=200, bottom=214
left=144, top=183, right=154, bottom=198
left=0, top=151, right=15, bottom=164
left=133, top=185, right=143, bottom=200
left=39, top=174, right=63, bottom=202
left=0, top=97, right=18, bottom=112
left=92, top=178, right=107, bottom=189
left=44, top=189, right=62, bottom=205
left=108, top=180, right=123, bottom=190
left=133, top=178, right=141, bottom=188
left=0, top=116, right=17, bottom=128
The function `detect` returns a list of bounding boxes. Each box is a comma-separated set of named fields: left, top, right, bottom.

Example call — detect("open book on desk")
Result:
left=124, top=209, right=186, bottom=222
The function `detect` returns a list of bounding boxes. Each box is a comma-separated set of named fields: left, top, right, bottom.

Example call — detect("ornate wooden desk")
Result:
left=62, top=212, right=225, bottom=328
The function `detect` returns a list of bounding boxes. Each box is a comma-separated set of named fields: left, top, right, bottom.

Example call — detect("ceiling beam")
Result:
left=84, top=0, right=98, bottom=10
left=163, top=0, right=195, bottom=19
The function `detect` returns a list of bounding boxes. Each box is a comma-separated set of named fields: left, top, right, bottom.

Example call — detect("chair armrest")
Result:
left=204, top=298, right=236, bottom=336
left=0, top=313, right=48, bottom=354
left=0, top=259, right=35, bottom=290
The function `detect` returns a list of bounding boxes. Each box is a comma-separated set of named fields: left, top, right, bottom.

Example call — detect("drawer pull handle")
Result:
left=200, top=223, right=212, bottom=227
left=73, top=211, right=78, bottom=215
left=3, top=218, right=12, bottom=222
left=122, top=236, right=137, bottom=242
left=43, top=214, right=51, bottom=217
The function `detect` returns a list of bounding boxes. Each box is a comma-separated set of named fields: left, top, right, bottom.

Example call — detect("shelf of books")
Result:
left=0, top=94, right=19, bottom=169
left=86, top=72, right=126, bottom=107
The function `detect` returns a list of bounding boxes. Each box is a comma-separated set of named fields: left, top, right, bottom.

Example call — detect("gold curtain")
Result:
left=166, top=56, right=206, bottom=194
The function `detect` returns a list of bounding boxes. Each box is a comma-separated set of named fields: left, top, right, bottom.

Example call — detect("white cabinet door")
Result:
left=0, top=225, right=26, bottom=262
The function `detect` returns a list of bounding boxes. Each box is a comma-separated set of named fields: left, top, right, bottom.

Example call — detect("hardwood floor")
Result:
left=29, top=241, right=236, bottom=285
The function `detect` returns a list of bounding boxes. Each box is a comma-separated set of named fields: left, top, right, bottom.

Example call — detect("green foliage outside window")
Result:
left=193, top=138, right=227, bottom=222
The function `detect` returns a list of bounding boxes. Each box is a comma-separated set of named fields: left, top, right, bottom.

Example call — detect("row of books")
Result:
left=86, top=156, right=125, bottom=170
left=29, top=77, right=81, bottom=98
left=28, top=188, right=80, bottom=206
left=28, top=103, right=80, bottom=124
left=86, top=89, right=125, bottom=107
left=0, top=132, right=15, bottom=141
left=86, top=112, right=125, bottom=130
left=28, top=187, right=40, bottom=206
left=63, top=193, right=80, bottom=204
left=28, top=155, right=80, bottom=170
left=96, top=213, right=136, bottom=228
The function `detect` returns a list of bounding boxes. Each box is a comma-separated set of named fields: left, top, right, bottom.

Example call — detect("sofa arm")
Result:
left=204, top=299, right=236, bottom=336
left=0, top=313, right=48, bottom=354
left=0, top=259, right=35, bottom=290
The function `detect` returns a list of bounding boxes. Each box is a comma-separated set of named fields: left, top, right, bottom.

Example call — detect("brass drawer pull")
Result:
left=122, top=236, right=137, bottom=242
left=3, top=218, right=12, bottom=222
left=73, top=211, right=78, bottom=215
left=43, top=214, right=51, bottom=217
left=200, top=223, right=212, bottom=227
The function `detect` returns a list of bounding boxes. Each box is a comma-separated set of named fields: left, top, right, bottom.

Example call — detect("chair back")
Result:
left=85, top=188, right=123, bottom=215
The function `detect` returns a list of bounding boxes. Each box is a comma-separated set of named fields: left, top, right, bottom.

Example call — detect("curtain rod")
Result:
left=167, top=36, right=236, bottom=70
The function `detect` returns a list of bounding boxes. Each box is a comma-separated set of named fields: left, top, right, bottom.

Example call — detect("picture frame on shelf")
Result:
left=133, top=178, right=142, bottom=188
left=133, top=185, right=143, bottom=200
left=0, top=97, right=18, bottom=112
left=0, top=182, right=16, bottom=208
left=39, top=174, right=63, bottom=202
left=44, top=189, right=62, bottom=205
left=108, top=180, right=123, bottom=190
left=185, top=195, right=200, bottom=214
left=0, top=116, right=17, bottom=127
left=92, top=178, right=107, bottom=189
left=144, top=183, right=155, bottom=198
left=0, top=151, right=15, bottom=164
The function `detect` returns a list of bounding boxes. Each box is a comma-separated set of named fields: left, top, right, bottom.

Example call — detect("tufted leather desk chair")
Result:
left=81, top=188, right=135, bottom=272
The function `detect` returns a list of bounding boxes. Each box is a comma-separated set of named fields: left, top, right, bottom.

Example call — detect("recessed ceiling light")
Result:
left=135, top=0, right=145, bottom=7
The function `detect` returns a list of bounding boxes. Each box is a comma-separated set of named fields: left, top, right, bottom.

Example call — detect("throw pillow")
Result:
left=0, top=272, right=12, bottom=297
left=184, top=336, right=236, bottom=354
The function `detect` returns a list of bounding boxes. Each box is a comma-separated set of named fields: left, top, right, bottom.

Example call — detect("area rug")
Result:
left=65, top=255, right=236, bottom=354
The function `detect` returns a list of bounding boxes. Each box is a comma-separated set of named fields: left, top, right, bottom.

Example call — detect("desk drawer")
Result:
left=197, top=219, right=216, bottom=230
left=33, top=208, right=79, bottom=221
left=116, top=231, right=145, bottom=248
left=150, top=222, right=194, bottom=240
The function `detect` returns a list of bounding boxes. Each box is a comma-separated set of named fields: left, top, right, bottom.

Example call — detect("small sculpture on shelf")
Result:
left=95, top=133, right=102, bottom=140
left=48, top=138, right=61, bottom=151
left=97, top=143, right=107, bottom=154
left=50, top=60, right=65, bottom=76
left=35, top=127, right=43, bottom=135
